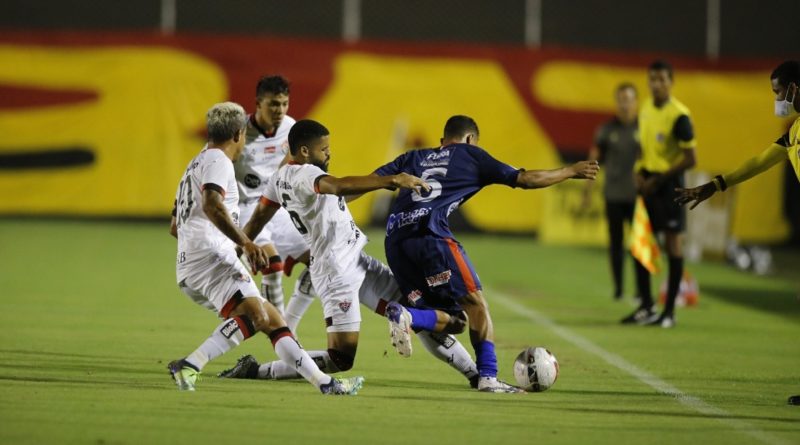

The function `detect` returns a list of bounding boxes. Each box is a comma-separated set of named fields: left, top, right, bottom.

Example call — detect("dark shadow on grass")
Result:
left=558, top=406, right=800, bottom=424
left=701, top=285, right=800, bottom=321
left=555, top=388, right=661, bottom=397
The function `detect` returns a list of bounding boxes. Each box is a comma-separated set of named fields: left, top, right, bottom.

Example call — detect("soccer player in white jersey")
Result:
left=233, top=119, right=479, bottom=383
left=235, top=75, right=315, bottom=322
left=167, top=102, right=363, bottom=395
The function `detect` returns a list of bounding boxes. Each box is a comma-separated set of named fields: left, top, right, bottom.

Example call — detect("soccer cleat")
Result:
left=477, top=376, right=526, bottom=394
left=319, top=376, right=365, bottom=395
left=620, top=305, right=655, bottom=325
left=788, top=395, right=800, bottom=406
left=385, top=302, right=413, bottom=357
left=645, top=313, right=675, bottom=328
left=168, top=359, right=199, bottom=391
left=217, top=354, right=260, bottom=379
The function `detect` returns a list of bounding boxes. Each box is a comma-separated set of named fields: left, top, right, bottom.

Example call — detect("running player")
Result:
left=374, top=115, right=599, bottom=393
left=235, top=119, right=479, bottom=384
left=674, top=60, right=800, bottom=406
left=167, top=102, right=363, bottom=395
left=235, top=75, right=316, bottom=325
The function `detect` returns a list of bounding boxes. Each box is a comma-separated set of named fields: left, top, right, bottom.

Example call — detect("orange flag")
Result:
left=630, top=196, right=661, bottom=274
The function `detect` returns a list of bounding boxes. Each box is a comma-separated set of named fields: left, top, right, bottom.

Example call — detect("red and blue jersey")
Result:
left=374, top=143, right=521, bottom=241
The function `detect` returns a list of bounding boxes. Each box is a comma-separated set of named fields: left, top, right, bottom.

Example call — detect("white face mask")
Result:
left=775, top=84, right=797, bottom=117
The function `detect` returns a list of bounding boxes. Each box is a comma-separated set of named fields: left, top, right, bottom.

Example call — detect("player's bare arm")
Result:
left=516, top=160, right=599, bottom=189
left=317, top=172, right=431, bottom=196
left=202, top=188, right=267, bottom=272
left=169, top=216, right=178, bottom=238
left=675, top=143, right=787, bottom=210
left=242, top=200, right=280, bottom=244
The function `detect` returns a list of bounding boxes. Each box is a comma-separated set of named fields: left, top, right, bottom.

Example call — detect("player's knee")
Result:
left=327, top=348, right=355, bottom=371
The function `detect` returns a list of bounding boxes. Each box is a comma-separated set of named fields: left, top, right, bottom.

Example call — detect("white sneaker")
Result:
left=385, top=302, right=413, bottom=357
left=477, top=377, right=526, bottom=394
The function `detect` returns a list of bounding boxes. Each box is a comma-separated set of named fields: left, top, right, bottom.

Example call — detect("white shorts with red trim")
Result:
left=177, top=248, right=262, bottom=317
left=313, top=251, right=402, bottom=333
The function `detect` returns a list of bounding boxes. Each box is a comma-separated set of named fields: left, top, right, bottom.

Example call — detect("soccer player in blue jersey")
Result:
left=374, top=115, right=599, bottom=393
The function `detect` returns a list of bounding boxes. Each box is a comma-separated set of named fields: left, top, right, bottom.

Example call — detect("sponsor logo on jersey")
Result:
left=407, top=289, right=423, bottom=305
left=264, top=145, right=276, bottom=153
left=220, top=319, right=240, bottom=339
left=277, top=179, right=293, bottom=190
left=420, top=149, right=451, bottom=167
left=426, top=270, right=452, bottom=287
left=232, top=272, right=251, bottom=283
left=243, top=173, right=261, bottom=188
left=338, top=301, right=352, bottom=313
left=386, top=207, right=430, bottom=232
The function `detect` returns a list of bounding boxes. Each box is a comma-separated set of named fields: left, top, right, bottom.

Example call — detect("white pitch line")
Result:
left=490, top=290, right=787, bottom=445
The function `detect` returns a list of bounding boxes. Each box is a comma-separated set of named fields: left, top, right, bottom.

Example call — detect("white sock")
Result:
left=258, top=350, right=341, bottom=379
left=285, top=268, right=316, bottom=333
left=185, top=317, right=253, bottom=370
left=271, top=331, right=331, bottom=388
left=262, top=271, right=285, bottom=316
left=417, top=331, right=479, bottom=383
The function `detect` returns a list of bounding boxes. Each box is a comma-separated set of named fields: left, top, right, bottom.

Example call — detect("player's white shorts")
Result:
left=239, top=201, right=309, bottom=259
left=177, top=248, right=262, bottom=318
left=313, top=251, right=402, bottom=333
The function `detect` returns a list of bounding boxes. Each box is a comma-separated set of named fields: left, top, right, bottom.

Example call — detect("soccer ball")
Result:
left=513, top=346, right=559, bottom=392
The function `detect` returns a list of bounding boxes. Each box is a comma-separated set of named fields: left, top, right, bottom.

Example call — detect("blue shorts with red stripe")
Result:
left=385, top=234, right=481, bottom=313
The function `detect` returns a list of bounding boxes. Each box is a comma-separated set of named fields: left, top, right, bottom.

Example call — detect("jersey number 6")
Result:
left=411, top=167, right=447, bottom=203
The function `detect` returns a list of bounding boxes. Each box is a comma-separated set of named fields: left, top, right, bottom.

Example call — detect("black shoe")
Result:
left=789, top=395, right=800, bottom=405
left=644, top=313, right=675, bottom=328
left=218, top=354, right=259, bottom=379
left=620, top=306, right=655, bottom=324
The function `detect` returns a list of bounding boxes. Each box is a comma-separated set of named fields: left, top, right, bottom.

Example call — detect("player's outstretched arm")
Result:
left=516, top=160, right=599, bottom=189
left=317, top=172, right=431, bottom=196
left=202, top=188, right=267, bottom=272
left=675, top=143, right=787, bottom=210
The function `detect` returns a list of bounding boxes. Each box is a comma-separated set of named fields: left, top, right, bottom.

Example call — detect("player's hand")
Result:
left=242, top=241, right=268, bottom=273
left=392, top=172, right=431, bottom=194
left=569, top=160, right=599, bottom=180
left=674, top=182, right=716, bottom=210
left=640, top=174, right=662, bottom=197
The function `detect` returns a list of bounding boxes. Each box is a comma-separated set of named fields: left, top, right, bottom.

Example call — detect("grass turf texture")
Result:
left=0, top=219, right=797, bottom=445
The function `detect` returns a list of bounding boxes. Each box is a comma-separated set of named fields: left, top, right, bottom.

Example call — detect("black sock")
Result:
left=663, top=256, right=684, bottom=316
left=634, top=258, right=652, bottom=308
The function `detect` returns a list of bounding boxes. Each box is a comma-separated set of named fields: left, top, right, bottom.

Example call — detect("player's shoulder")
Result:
left=281, top=115, right=297, bottom=128
left=668, top=97, right=692, bottom=116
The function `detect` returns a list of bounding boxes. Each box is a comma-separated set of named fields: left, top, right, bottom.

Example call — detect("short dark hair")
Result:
left=256, top=75, right=290, bottom=100
left=770, top=60, right=800, bottom=88
left=648, top=60, right=674, bottom=80
left=288, top=119, right=329, bottom=155
left=616, top=82, right=637, bottom=96
left=443, top=115, right=479, bottom=140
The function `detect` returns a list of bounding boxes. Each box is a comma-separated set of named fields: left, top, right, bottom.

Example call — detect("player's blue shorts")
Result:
left=385, top=234, right=482, bottom=312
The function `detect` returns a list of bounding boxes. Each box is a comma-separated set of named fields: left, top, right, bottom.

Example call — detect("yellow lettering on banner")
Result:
left=308, top=52, right=560, bottom=231
left=534, top=61, right=789, bottom=243
left=0, top=45, right=226, bottom=216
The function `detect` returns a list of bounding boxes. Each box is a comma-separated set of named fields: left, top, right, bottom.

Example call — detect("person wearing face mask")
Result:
left=674, top=60, right=800, bottom=406
left=620, top=60, right=697, bottom=328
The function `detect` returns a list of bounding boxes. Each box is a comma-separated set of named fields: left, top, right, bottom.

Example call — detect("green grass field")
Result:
left=0, top=219, right=798, bottom=445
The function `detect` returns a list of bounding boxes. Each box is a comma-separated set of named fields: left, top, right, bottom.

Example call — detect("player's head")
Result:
left=255, top=75, right=290, bottom=131
left=647, top=60, right=674, bottom=104
left=206, top=101, right=248, bottom=159
left=770, top=60, right=800, bottom=117
left=615, top=82, right=638, bottom=122
left=289, top=119, right=331, bottom=171
left=442, top=115, right=479, bottom=146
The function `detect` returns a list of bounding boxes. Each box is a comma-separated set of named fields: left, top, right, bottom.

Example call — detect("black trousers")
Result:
left=605, top=200, right=635, bottom=296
